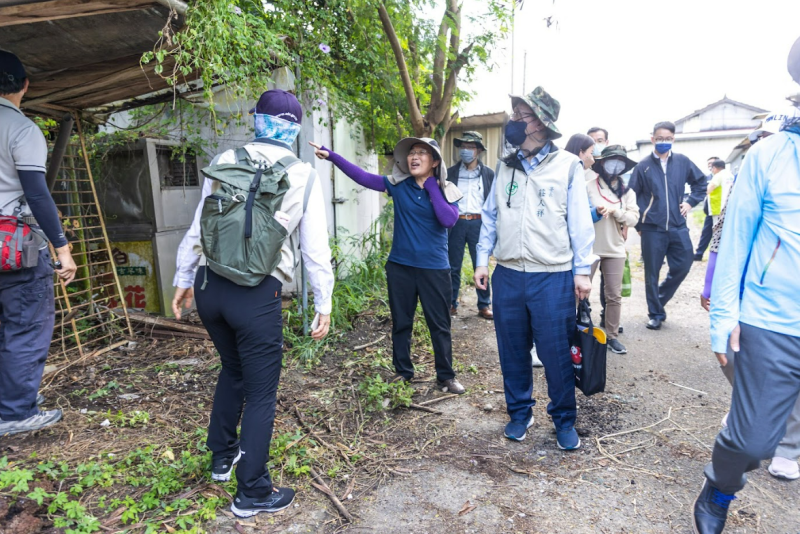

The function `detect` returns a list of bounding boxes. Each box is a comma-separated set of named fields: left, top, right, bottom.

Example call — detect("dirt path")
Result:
left=212, top=218, right=799, bottom=534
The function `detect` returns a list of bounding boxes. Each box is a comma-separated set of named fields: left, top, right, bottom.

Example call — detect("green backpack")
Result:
left=199, top=147, right=299, bottom=288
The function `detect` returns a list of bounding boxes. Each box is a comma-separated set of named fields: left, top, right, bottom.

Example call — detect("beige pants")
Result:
left=590, top=257, right=625, bottom=340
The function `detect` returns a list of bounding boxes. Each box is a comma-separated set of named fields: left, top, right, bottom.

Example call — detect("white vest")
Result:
left=493, top=149, right=580, bottom=272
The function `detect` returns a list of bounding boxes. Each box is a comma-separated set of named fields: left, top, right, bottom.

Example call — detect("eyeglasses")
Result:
left=407, top=150, right=432, bottom=157
left=654, top=137, right=675, bottom=143
left=510, top=111, right=537, bottom=121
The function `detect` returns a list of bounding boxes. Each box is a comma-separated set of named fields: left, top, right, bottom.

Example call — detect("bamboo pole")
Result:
left=76, top=118, right=133, bottom=337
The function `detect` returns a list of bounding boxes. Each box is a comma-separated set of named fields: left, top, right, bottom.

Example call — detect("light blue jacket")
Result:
left=710, top=130, right=800, bottom=353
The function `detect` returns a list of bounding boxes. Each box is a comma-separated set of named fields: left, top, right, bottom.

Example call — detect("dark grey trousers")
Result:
left=704, top=323, right=800, bottom=494
left=720, top=345, right=800, bottom=461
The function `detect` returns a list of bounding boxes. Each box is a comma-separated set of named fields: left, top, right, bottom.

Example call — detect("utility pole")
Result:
left=510, top=2, right=515, bottom=94
left=522, top=49, right=527, bottom=94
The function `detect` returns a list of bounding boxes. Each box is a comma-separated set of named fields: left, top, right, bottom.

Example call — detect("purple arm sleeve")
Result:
left=323, top=148, right=386, bottom=192
left=423, top=177, right=459, bottom=228
left=702, top=251, right=717, bottom=300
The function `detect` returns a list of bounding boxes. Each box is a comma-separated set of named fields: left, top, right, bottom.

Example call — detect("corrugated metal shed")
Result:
left=0, top=0, right=191, bottom=116
left=443, top=111, right=508, bottom=170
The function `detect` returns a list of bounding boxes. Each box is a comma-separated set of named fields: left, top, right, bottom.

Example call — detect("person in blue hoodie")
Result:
left=692, top=35, right=800, bottom=534
left=629, top=121, right=706, bottom=330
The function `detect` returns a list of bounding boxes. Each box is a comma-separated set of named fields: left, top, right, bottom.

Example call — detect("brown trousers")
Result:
left=590, top=257, right=625, bottom=340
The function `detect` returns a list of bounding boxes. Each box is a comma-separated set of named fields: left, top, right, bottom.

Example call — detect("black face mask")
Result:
left=504, top=120, right=528, bottom=145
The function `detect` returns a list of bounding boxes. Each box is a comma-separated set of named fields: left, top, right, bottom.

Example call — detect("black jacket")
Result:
left=629, top=152, right=707, bottom=232
left=446, top=160, right=495, bottom=204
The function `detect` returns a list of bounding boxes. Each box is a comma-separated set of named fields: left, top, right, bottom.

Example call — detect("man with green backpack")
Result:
left=172, top=90, right=334, bottom=518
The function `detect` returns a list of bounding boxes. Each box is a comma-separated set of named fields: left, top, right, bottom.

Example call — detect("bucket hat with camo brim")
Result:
left=509, top=86, right=562, bottom=140
left=453, top=131, right=486, bottom=151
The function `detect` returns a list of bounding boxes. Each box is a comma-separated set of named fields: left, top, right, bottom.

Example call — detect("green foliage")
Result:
left=358, top=374, right=414, bottom=411
left=0, top=436, right=230, bottom=534
left=282, top=203, right=393, bottom=366
left=87, top=381, right=118, bottom=400
left=142, top=0, right=287, bottom=125
left=105, top=409, right=151, bottom=428
left=269, top=430, right=317, bottom=476
left=137, top=0, right=511, bottom=151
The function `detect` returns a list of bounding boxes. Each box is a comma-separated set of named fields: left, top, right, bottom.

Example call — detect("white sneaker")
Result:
left=0, top=409, right=62, bottom=436
left=721, top=412, right=728, bottom=428
left=531, top=345, right=543, bottom=368
left=768, top=456, right=800, bottom=480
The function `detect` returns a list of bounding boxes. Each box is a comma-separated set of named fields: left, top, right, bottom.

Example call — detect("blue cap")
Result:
left=0, top=50, right=26, bottom=81
left=249, top=89, right=302, bottom=124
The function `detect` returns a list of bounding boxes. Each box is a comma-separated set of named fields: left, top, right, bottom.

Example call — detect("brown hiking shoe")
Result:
left=391, top=374, right=411, bottom=383
left=450, top=306, right=458, bottom=316
left=478, top=308, right=494, bottom=320
left=437, top=378, right=465, bottom=394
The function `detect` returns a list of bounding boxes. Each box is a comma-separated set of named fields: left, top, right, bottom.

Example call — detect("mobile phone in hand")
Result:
left=310, top=313, right=320, bottom=332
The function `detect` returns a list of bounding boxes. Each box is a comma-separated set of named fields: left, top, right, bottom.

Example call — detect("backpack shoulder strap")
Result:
left=273, top=155, right=301, bottom=173
left=235, top=147, right=250, bottom=165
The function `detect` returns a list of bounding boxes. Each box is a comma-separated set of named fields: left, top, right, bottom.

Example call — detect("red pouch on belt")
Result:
left=0, top=216, right=39, bottom=271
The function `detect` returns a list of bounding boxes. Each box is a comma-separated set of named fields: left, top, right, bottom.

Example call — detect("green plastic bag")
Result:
left=621, top=254, right=632, bottom=297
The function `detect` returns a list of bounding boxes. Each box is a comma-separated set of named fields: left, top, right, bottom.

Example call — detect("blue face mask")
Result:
left=655, top=142, right=672, bottom=155
left=254, top=113, right=302, bottom=145
left=459, top=148, right=476, bottom=164
left=504, top=120, right=529, bottom=146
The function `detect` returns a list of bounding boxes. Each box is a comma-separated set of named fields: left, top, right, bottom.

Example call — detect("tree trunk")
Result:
left=378, top=1, right=474, bottom=142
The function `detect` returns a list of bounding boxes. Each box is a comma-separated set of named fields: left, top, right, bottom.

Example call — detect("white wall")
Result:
left=330, top=118, right=382, bottom=263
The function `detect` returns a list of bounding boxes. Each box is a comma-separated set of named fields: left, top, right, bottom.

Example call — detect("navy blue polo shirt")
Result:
left=383, top=176, right=451, bottom=270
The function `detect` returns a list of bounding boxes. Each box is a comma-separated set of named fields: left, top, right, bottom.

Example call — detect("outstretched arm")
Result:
left=309, top=142, right=386, bottom=192
left=423, top=177, right=458, bottom=228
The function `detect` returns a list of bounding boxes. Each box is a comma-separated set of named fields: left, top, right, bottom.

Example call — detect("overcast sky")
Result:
left=454, top=0, right=800, bottom=147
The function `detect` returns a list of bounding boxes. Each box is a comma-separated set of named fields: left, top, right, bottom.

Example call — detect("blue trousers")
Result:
left=448, top=218, right=490, bottom=310
left=0, top=248, right=55, bottom=421
left=641, top=228, right=693, bottom=320
left=492, top=266, right=576, bottom=429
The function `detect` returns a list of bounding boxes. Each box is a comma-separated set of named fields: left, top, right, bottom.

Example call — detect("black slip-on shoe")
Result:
left=231, top=488, right=296, bottom=518
left=693, top=480, right=735, bottom=534
left=646, top=318, right=662, bottom=330
left=608, top=339, right=627, bottom=354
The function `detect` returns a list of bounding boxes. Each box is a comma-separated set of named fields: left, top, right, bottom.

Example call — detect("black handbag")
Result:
left=571, top=299, right=607, bottom=396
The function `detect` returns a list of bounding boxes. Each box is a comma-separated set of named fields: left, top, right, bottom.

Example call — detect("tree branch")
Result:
left=378, top=3, right=425, bottom=136
left=434, top=42, right=473, bottom=125
left=428, top=4, right=452, bottom=115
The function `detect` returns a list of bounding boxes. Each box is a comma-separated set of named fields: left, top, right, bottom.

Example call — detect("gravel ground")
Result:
left=209, top=216, right=800, bottom=534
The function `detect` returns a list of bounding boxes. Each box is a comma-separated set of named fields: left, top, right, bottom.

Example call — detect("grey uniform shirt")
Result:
left=0, top=96, right=48, bottom=216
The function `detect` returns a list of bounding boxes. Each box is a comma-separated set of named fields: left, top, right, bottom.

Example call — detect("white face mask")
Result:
left=592, top=143, right=607, bottom=157
left=603, top=159, right=626, bottom=176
